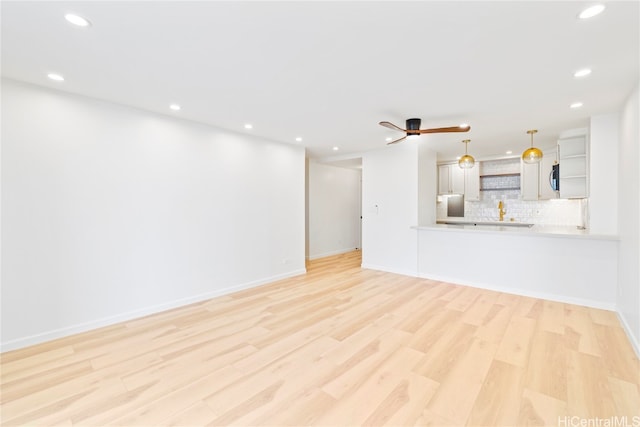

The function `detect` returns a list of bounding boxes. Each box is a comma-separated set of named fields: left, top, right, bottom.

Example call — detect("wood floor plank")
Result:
left=445, top=286, right=481, bottom=312
left=78, top=360, right=247, bottom=426
left=607, top=377, right=640, bottom=418
left=511, top=295, right=539, bottom=318
left=412, top=321, right=477, bottom=382
left=158, top=401, right=218, bottom=427
left=248, top=387, right=337, bottom=426
left=109, top=365, right=245, bottom=426
left=205, top=336, right=339, bottom=421
left=413, top=408, right=459, bottom=426
left=315, top=345, right=428, bottom=426
left=425, top=336, right=498, bottom=424
left=592, top=324, right=640, bottom=384
left=1, top=346, right=75, bottom=376
left=564, top=306, right=603, bottom=356
left=494, top=315, right=537, bottom=368
left=475, top=303, right=517, bottom=345
left=321, top=329, right=413, bottom=400
left=518, top=388, right=568, bottom=427
left=2, top=378, right=127, bottom=426
left=467, top=360, right=524, bottom=426
left=566, top=350, right=618, bottom=418
left=589, top=307, right=624, bottom=326
left=364, top=372, right=439, bottom=427
left=1, top=249, right=638, bottom=426
left=525, top=331, right=568, bottom=402
left=538, top=300, right=566, bottom=334
left=406, top=307, right=465, bottom=354
left=524, top=331, right=568, bottom=402
left=461, top=290, right=501, bottom=326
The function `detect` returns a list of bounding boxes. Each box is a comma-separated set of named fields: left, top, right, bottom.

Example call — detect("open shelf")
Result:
left=558, top=133, right=588, bottom=198
left=479, top=173, right=521, bottom=192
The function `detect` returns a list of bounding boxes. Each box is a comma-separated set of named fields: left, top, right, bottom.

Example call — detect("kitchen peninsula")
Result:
left=422, top=136, right=617, bottom=311
left=414, top=222, right=617, bottom=310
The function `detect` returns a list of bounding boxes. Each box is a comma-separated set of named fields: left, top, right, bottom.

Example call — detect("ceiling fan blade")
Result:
left=379, top=121, right=406, bottom=132
left=387, top=136, right=407, bottom=145
left=419, top=125, right=471, bottom=134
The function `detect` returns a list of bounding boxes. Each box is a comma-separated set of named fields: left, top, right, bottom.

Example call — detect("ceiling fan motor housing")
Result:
left=406, top=118, right=421, bottom=135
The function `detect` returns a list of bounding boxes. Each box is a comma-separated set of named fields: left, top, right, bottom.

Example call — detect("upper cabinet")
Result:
left=438, top=163, right=465, bottom=195
left=521, top=146, right=559, bottom=201
left=558, top=131, right=589, bottom=199
left=438, top=162, right=480, bottom=199
left=521, top=161, right=539, bottom=201
left=464, top=165, right=480, bottom=201
left=539, top=147, right=559, bottom=200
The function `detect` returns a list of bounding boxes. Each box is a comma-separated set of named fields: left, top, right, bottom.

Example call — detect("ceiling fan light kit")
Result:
left=458, top=139, right=475, bottom=169
left=379, top=118, right=471, bottom=145
left=522, top=129, right=543, bottom=164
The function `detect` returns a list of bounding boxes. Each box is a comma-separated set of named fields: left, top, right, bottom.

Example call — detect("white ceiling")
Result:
left=2, top=1, right=638, bottom=161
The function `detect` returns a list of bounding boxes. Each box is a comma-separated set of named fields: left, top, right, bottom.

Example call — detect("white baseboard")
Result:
left=0, top=268, right=307, bottom=353
left=361, top=263, right=418, bottom=278
left=617, top=311, right=640, bottom=359
left=307, top=247, right=358, bottom=260
left=417, top=272, right=616, bottom=311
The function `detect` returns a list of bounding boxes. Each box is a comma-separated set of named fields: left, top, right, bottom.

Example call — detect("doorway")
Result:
left=306, top=157, right=362, bottom=261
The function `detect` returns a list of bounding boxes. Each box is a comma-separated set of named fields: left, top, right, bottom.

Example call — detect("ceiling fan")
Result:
left=380, top=118, right=471, bottom=145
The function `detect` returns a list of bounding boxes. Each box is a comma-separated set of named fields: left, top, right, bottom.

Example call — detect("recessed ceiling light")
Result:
left=506, top=150, right=513, bottom=155
left=579, top=4, right=605, bottom=19
left=295, top=137, right=302, bottom=142
left=169, top=104, right=181, bottom=111
left=332, top=146, right=339, bottom=151
left=244, top=124, right=253, bottom=129
left=456, top=156, right=462, bottom=160
left=65, top=13, right=91, bottom=27
left=574, top=68, right=592, bottom=78
left=47, top=73, right=64, bottom=81
left=385, top=137, right=392, bottom=142
left=570, top=102, right=584, bottom=109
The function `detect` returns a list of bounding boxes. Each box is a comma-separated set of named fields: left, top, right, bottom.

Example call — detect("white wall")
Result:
left=590, top=114, right=619, bottom=235
left=1, top=79, right=306, bottom=351
left=417, top=141, right=438, bottom=226
left=617, top=83, right=640, bottom=355
left=361, top=144, right=418, bottom=276
left=307, top=161, right=361, bottom=259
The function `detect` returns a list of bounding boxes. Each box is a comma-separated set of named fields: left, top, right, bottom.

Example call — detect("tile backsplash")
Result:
left=437, top=158, right=585, bottom=227
left=466, top=192, right=582, bottom=226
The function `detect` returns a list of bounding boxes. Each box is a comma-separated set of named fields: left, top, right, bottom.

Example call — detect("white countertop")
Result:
left=414, top=219, right=618, bottom=240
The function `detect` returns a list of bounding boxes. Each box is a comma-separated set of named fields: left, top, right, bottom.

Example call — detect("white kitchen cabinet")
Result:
left=539, top=147, right=559, bottom=200
left=521, top=146, right=559, bottom=201
left=438, top=163, right=465, bottom=195
left=521, top=161, right=539, bottom=201
left=438, top=165, right=449, bottom=195
left=558, top=133, right=588, bottom=199
left=464, top=164, right=480, bottom=201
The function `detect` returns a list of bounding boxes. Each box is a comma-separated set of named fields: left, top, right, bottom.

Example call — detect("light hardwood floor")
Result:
left=1, top=250, right=638, bottom=426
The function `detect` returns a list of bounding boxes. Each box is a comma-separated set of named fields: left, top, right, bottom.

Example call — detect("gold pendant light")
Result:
left=522, top=129, right=543, bottom=164
left=458, top=139, right=475, bottom=169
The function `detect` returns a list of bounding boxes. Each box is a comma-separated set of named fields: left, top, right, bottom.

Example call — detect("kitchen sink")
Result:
left=437, top=220, right=534, bottom=228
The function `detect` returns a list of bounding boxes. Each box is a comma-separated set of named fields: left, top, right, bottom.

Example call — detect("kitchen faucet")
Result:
left=498, top=201, right=506, bottom=221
